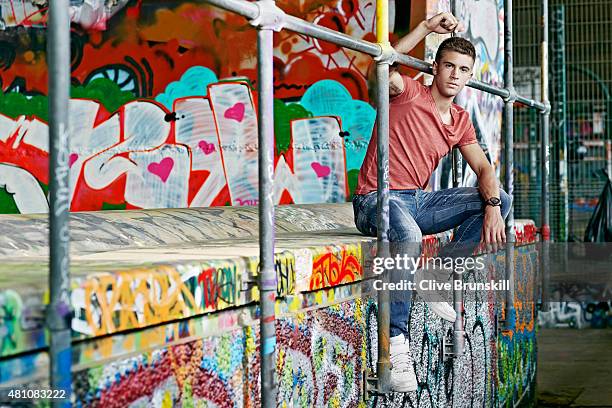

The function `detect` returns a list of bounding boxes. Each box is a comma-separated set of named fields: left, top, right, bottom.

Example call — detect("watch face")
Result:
left=487, top=197, right=501, bottom=205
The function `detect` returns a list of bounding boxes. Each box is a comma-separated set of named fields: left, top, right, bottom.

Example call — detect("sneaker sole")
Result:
left=426, top=302, right=457, bottom=322
left=391, top=379, right=418, bottom=393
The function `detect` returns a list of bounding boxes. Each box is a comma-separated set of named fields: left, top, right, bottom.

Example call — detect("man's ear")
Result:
left=432, top=61, right=438, bottom=75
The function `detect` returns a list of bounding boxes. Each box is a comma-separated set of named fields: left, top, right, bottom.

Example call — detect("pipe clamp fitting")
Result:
left=503, top=86, right=518, bottom=103
left=374, top=43, right=398, bottom=65
left=250, top=0, right=285, bottom=31
left=543, top=100, right=552, bottom=115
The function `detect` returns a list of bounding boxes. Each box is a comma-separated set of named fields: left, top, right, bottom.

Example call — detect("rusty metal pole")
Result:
left=47, top=0, right=72, bottom=405
left=540, top=0, right=551, bottom=312
left=253, top=1, right=283, bottom=405
left=503, top=0, right=517, bottom=330
left=374, top=0, right=391, bottom=394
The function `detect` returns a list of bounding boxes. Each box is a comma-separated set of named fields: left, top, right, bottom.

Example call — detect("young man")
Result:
left=353, top=12, right=511, bottom=392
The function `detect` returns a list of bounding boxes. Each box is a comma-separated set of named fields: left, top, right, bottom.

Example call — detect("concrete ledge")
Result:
left=0, top=204, right=538, bottom=359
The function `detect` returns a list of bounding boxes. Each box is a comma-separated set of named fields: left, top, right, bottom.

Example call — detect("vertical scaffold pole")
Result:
left=540, top=0, right=551, bottom=311
left=450, top=0, right=462, bottom=191
left=451, top=144, right=465, bottom=355
left=256, top=1, right=277, bottom=405
left=449, top=0, right=465, bottom=358
left=503, top=0, right=516, bottom=328
left=450, top=0, right=461, bottom=192
left=551, top=5, right=568, bottom=242
left=375, top=0, right=391, bottom=394
left=47, top=0, right=72, bottom=405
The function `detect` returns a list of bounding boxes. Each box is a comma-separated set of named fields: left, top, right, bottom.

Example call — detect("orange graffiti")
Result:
left=309, top=246, right=362, bottom=290
left=81, top=266, right=199, bottom=337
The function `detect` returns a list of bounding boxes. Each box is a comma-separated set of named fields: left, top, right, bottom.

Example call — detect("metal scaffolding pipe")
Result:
left=551, top=5, right=568, bottom=242
left=540, top=0, right=551, bottom=312
left=374, top=0, right=391, bottom=394
left=451, top=146, right=465, bottom=357
left=374, top=62, right=391, bottom=395
left=256, top=2, right=277, bottom=405
left=47, top=0, right=72, bottom=405
left=515, top=94, right=546, bottom=110
left=202, top=0, right=546, bottom=112
left=376, top=0, right=389, bottom=43
left=541, top=0, right=551, bottom=239
left=447, top=0, right=465, bottom=360
left=285, top=14, right=380, bottom=56
left=503, top=0, right=516, bottom=330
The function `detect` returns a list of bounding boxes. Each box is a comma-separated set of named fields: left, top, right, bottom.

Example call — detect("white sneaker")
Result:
left=425, top=299, right=457, bottom=322
left=389, top=334, right=417, bottom=392
left=415, top=267, right=457, bottom=322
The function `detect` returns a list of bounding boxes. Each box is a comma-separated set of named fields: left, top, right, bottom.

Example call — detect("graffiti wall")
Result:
left=0, top=0, right=509, bottom=211
left=368, top=242, right=537, bottom=407
left=0, top=204, right=538, bottom=407
left=0, top=0, right=405, bottom=213
left=538, top=302, right=612, bottom=329
left=0, top=248, right=538, bottom=407
left=425, top=0, right=505, bottom=190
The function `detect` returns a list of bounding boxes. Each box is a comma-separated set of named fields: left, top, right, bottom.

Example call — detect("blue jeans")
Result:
left=352, top=187, right=511, bottom=337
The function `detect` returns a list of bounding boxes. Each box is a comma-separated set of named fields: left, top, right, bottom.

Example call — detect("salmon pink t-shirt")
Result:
left=355, top=75, right=477, bottom=194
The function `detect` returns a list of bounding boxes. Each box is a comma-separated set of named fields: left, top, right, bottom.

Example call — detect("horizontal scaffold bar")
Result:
left=203, top=0, right=547, bottom=112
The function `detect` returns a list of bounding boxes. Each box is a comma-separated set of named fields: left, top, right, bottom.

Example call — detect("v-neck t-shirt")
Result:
left=355, top=74, right=477, bottom=194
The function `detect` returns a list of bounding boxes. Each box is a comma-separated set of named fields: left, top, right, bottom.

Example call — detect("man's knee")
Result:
left=389, top=225, right=422, bottom=243
left=388, top=199, right=422, bottom=243
left=499, top=189, right=513, bottom=219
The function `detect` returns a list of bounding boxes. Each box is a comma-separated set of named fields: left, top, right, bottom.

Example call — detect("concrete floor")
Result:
left=537, top=328, right=612, bottom=407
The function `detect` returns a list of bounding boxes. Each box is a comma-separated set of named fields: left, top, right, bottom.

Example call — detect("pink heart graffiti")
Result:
left=68, top=153, right=79, bottom=168
left=147, top=157, right=174, bottom=183
left=311, top=162, right=331, bottom=178
left=198, top=140, right=216, bottom=155
left=224, top=102, right=245, bottom=122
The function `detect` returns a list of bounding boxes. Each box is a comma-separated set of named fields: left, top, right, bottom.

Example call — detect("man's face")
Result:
left=432, top=51, right=474, bottom=97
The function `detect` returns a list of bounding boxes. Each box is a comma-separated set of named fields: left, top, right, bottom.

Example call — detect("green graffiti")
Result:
left=497, top=336, right=536, bottom=406
left=0, top=78, right=135, bottom=121
left=182, top=380, right=194, bottom=408
left=0, top=92, right=48, bottom=121
left=101, top=202, right=127, bottom=211
left=347, top=169, right=360, bottom=197
left=0, top=187, right=20, bottom=214
left=71, top=78, right=136, bottom=114
left=0, top=290, right=24, bottom=356
left=274, top=99, right=312, bottom=154
left=216, top=335, right=231, bottom=375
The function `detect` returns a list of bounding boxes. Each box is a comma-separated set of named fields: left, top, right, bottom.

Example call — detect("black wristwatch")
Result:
left=484, top=197, right=502, bottom=207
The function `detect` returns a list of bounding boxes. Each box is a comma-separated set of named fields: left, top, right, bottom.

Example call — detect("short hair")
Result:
left=434, top=37, right=476, bottom=63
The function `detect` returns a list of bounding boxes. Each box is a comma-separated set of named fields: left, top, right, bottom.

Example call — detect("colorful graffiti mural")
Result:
left=0, top=0, right=130, bottom=30
left=0, top=204, right=539, bottom=407
left=366, top=243, right=538, bottom=407
left=0, top=0, right=541, bottom=404
left=72, top=328, right=261, bottom=407
left=0, top=76, right=374, bottom=213
left=0, top=0, right=514, bottom=216
left=69, top=243, right=361, bottom=340
left=0, top=0, right=394, bottom=214
left=538, top=301, right=612, bottom=329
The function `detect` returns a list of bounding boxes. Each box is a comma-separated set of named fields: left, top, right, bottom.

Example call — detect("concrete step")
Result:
left=0, top=203, right=536, bottom=358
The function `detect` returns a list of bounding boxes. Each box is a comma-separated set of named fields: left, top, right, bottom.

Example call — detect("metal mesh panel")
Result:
left=559, top=0, right=612, bottom=241
left=514, top=0, right=612, bottom=241
left=513, top=1, right=543, bottom=227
